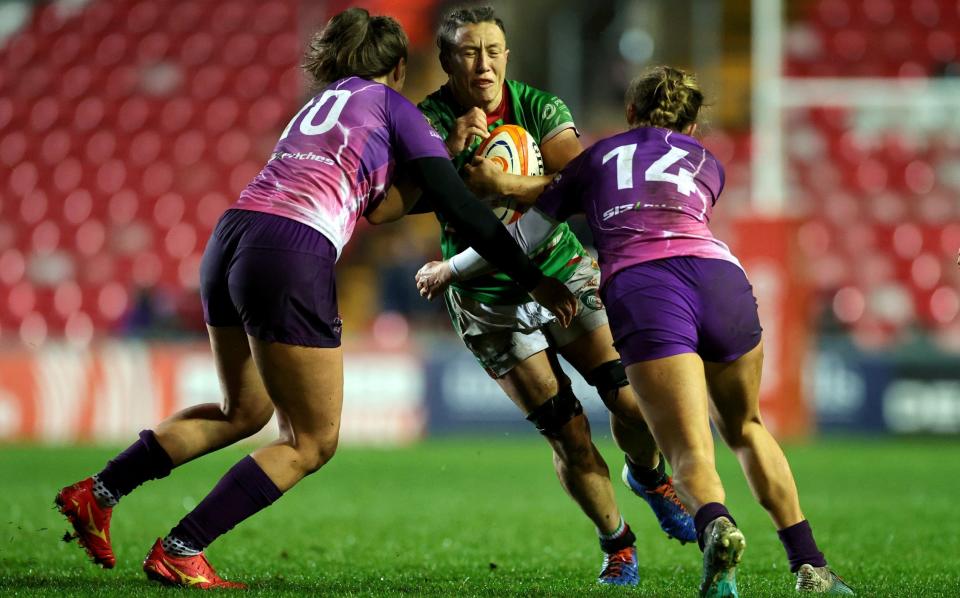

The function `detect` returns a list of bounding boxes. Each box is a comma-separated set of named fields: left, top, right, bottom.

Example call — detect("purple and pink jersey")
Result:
left=232, top=76, right=448, bottom=257
left=536, top=127, right=739, bottom=288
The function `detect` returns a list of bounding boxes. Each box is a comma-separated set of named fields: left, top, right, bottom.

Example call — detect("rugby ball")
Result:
left=475, top=124, right=544, bottom=223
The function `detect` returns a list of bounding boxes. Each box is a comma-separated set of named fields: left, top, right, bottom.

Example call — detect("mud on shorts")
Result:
left=444, top=258, right=608, bottom=378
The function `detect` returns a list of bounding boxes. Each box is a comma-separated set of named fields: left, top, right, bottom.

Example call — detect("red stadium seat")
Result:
left=31, top=221, right=61, bottom=255
left=130, top=251, right=163, bottom=288
left=97, top=281, right=129, bottom=322
left=53, top=280, right=83, bottom=319
left=164, top=222, right=197, bottom=260
left=8, top=281, right=37, bottom=319
left=73, top=219, right=105, bottom=257
left=178, top=253, right=203, bottom=290
left=0, top=0, right=299, bottom=339
left=196, top=192, right=229, bottom=230
left=64, top=310, right=95, bottom=346
left=19, top=311, right=49, bottom=347
left=127, top=1, right=162, bottom=35
left=0, top=249, right=26, bottom=286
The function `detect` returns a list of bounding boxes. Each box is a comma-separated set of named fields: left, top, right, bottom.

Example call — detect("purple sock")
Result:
left=169, top=456, right=282, bottom=551
left=778, top=520, right=827, bottom=572
left=694, top=502, right=736, bottom=551
left=97, top=430, right=174, bottom=499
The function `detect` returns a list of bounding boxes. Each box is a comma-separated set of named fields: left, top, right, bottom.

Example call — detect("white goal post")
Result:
left=750, top=0, right=960, bottom=216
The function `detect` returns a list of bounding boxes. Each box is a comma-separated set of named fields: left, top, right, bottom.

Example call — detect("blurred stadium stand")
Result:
left=1, top=0, right=304, bottom=344
left=783, top=0, right=960, bottom=351
left=0, top=0, right=957, bottom=442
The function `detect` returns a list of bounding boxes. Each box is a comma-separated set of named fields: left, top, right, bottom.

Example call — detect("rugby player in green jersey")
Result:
left=411, top=6, right=696, bottom=586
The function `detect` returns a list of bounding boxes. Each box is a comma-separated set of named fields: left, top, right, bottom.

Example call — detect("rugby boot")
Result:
left=622, top=462, right=697, bottom=544
left=143, top=538, right=247, bottom=589
left=597, top=545, right=640, bottom=586
left=796, top=564, right=855, bottom=595
left=699, top=517, right=746, bottom=598
left=56, top=478, right=115, bottom=568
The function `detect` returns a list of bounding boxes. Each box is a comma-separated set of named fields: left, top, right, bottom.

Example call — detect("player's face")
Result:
left=446, top=22, right=509, bottom=112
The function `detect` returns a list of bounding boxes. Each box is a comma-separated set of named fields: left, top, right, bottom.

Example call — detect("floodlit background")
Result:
left=0, top=0, right=958, bottom=444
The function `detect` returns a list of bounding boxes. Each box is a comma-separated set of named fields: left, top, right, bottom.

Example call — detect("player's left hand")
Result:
left=415, top=261, right=454, bottom=300
left=464, top=156, right=505, bottom=196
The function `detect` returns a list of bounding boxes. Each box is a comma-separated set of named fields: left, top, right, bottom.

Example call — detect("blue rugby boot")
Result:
left=699, top=517, right=746, bottom=598
left=622, top=459, right=697, bottom=544
left=597, top=546, right=639, bottom=586
left=795, top=564, right=855, bottom=595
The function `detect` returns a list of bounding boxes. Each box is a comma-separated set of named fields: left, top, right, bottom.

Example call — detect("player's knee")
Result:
left=584, top=360, right=629, bottom=409
left=718, top=415, right=764, bottom=450
left=526, top=386, right=584, bottom=440
left=224, top=402, right=275, bottom=437
left=222, top=401, right=273, bottom=438
left=297, top=435, right=339, bottom=475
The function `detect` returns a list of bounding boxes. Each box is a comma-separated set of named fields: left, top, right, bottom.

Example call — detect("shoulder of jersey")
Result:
left=475, top=124, right=544, bottom=176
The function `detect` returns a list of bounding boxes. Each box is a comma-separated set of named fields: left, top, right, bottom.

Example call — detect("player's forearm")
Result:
left=366, top=175, right=424, bottom=224
left=449, top=208, right=560, bottom=281
left=494, top=173, right=555, bottom=206
left=408, top=157, right=544, bottom=291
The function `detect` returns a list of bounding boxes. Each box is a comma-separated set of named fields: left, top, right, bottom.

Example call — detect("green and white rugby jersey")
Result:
left=418, top=79, right=588, bottom=305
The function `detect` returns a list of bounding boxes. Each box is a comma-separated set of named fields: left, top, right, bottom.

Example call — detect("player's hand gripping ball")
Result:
left=468, top=124, right=544, bottom=223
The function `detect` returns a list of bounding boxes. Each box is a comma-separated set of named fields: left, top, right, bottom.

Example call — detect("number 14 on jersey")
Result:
left=602, top=144, right=697, bottom=196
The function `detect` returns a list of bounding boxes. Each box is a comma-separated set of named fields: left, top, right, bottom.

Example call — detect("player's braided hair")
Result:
left=437, top=5, right=506, bottom=69
left=626, top=66, right=704, bottom=132
left=303, top=8, right=408, bottom=87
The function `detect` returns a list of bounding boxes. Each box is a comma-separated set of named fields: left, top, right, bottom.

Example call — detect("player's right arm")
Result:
left=408, top=158, right=576, bottom=324
left=416, top=149, right=589, bottom=299
left=463, top=128, right=583, bottom=206
left=416, top=207, right=562, bottom=299
left=369, top=103, right=489, bottom=223
left=365, top=171, right=420, bottom=224
left=387, top=94, right=576, bottom=324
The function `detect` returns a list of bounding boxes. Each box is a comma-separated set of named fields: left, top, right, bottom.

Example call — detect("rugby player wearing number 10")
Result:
left=54, top=8, right=576, bottom=589
left=412, top=5, right=695, bottom=586
left=424, top=66, right=855, bottom=597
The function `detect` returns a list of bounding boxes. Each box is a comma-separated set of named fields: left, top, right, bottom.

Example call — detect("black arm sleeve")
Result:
left=406, top=157, right=544, bottom=292
left=405, top=194, right=434, bottom=215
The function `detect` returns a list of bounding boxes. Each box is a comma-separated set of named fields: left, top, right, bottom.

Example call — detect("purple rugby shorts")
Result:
left=601, top=256, right=762, bottom=365
left=199, top=209, right=342, bottom=347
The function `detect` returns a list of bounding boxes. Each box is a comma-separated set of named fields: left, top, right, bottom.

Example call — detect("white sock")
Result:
left=162, top=534, right=202, bottom=557
left=598, top=516, right=627, bottom=540
left=91, top=475, right=119, bottom=508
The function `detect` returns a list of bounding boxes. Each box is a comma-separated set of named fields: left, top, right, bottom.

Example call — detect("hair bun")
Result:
left=625, top=66, right=704, bottom=132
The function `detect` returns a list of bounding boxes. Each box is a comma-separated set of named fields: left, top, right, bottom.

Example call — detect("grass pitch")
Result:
left=1, top=435, right=958, bottom=596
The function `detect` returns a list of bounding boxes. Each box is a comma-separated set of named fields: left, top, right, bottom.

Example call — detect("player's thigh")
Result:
left=495, top=349, right=568, bottom=415
left=704, top=340, right=765, bottom=442
left=556, top=323, right=646, bottom=423
left=625, top=353, right=714, bottom=461
left=554, top=321, right=619, bottom=373
left=546, top=257, right=611, bottom=370
left=207, top=325, right=273, bottom=422
left=248, top=338, right=344, bottom=443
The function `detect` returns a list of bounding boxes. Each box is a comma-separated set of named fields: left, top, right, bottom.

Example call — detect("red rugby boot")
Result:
left=55, top=478, right=115, bottom=568
left=143, top=538, right=247, bottom=590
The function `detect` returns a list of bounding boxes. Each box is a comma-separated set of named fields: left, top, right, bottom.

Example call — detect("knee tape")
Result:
left=585, top=360, right=628, bottom=407
left=526, top=386, right=584, bottom=438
